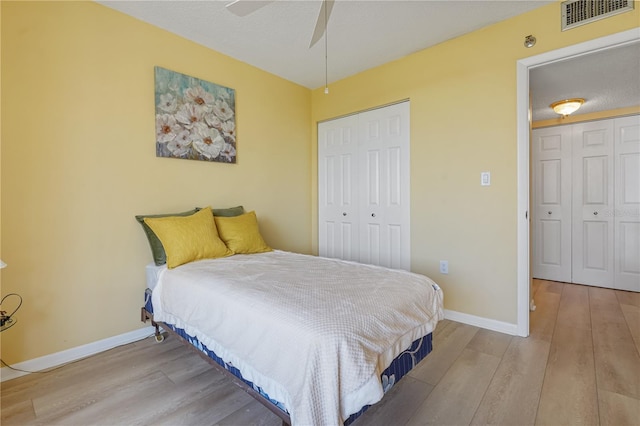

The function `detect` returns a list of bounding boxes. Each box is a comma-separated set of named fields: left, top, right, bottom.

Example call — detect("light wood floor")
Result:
left=2, top=280, right=639, bottom=425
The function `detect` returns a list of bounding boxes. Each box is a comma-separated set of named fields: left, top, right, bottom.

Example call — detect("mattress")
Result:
left=150, top=250, right=444, bottom=425
left=145, top=263, right=166, bottom=291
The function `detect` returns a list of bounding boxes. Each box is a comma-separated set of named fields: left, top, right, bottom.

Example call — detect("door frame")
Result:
left=516, top=28, right=640, bottom=337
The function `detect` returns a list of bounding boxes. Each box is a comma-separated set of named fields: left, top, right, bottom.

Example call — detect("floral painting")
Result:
left=154, top=66, right=236, bottom=163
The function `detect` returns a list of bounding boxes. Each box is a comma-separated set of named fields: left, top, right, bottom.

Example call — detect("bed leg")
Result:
left=152, top=321, right=165, bottom=343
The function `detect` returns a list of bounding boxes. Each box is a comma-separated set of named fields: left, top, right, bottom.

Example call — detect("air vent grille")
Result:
left=562, top=0, right=634, bottom=30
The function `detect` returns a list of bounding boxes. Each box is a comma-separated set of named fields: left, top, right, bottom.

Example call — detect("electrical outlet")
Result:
left=439, top=260, right=449, bottom=274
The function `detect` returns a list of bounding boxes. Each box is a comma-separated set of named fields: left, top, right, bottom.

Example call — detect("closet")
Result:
left=318, top=101, right=410, bottom=270
left=532, top=115, right=640, bottom=292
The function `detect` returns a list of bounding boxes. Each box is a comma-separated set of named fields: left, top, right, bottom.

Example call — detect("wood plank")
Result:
left=529, top=282, right=562, bottom=342
left=471, top=336, right=551, bottom=426
left=408, top=322, right=479, bottom=385
left=620, top=303, right=640, bottom=355
left=535, top=325, right=598, bottom=425
left=216, top=398, right=283, bottom=426
left=615, top=290, right=640, bottom=308
left=406, top=349, right=501, bottom=426
left=590, top=287, right=640, bottom=400
left=0, top=398, right=36, bottom=426
left=467, top=328, right=513, bottom=358
left=598, top=389, right=640, bottom=426
left=352, top=376, right=434, bottom=426
left=556, top=283, right=591, bottom=331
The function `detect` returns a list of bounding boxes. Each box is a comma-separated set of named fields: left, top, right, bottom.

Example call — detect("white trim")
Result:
left=0, top=326, right=156, bottom=382
left=444, top=309, right=518, bottom=336
left=516, top=28, right=640, bottom=338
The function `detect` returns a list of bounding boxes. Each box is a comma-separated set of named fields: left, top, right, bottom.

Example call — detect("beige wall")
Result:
left=1, top=1, right=311, bottom=363
left=310, top=3, right=640, bottom=324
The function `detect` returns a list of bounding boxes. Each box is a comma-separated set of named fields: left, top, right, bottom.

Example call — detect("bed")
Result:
left=137, top=207, right=443, bottom=425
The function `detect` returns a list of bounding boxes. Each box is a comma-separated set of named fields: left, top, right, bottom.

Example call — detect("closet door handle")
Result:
left=371, top=213, right=376, bottom=218
left=343, top=212, right=347, bottom=216
left=547, top=211, right=552, bottom=215
left=593, top=211, right=598, bottom=216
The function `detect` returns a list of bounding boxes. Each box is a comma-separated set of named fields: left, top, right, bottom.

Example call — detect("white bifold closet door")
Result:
left=532, top=115, right=640, bottom=292
left=532, top=125, right=572, bottom=283
left=571, top=120, right=615, bottom=287
left=614, top=116, right=640, bottom=291
left=318, top=102, right=410, bottom=270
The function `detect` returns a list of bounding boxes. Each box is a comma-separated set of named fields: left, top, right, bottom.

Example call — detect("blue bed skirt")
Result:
left=144, top=288, right=433, bottom=424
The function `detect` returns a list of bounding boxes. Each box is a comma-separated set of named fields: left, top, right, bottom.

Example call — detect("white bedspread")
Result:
left=151, top=250, right=443, bottom=426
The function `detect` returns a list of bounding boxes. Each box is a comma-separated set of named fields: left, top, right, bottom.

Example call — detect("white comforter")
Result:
left=151, top=251, right=443, bottom=426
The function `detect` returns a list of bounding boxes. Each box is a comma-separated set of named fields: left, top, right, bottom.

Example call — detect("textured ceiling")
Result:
left=530, top=41, right=640, bottom=121
left=98, top=0, right=553, bottom=89
left=98, top=1, right=639, bottom=118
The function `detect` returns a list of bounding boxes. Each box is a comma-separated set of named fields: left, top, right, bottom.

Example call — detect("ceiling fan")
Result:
left=226, top=0, right=335, bottom=48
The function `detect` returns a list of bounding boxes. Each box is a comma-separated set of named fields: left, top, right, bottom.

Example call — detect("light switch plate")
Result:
left=481, top=172, right=491, bottom=186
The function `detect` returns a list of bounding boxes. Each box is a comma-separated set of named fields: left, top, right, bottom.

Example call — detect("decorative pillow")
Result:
left=214, top=211, right=272, bottom=254
left=135, top=208, right=200, bottom=265
left=212, top=205, right=245, bottom=217
left=144, top=207, right=232, bottom=268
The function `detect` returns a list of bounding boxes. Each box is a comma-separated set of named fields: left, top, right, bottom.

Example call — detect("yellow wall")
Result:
left=1, top=1, right=311, bottom=363
left=311, top=3, right=640, bottom=323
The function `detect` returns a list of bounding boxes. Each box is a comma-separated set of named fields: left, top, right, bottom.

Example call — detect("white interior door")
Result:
left=532, top=126, right=572, bottom=282
left=572, top=120, right=615, bottom=287
left=358, top=102, right=411, bottom=270
left=318, top=115, right=360, bottom=261
left=614, top=115, right=640, bottom=291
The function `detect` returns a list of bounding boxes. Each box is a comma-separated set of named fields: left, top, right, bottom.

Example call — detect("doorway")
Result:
left=516, top=28, right=640, bottom=337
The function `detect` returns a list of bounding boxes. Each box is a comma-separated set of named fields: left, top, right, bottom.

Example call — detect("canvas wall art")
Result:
left=155, top=66, right=236, bottom=163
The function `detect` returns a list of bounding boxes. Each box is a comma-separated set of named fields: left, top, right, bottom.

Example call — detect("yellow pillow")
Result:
left=144, top=207, right=232, bottom=268
left=214, top=211, right=272, bottom=254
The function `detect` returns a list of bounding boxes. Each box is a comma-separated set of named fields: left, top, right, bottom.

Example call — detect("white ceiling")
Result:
left=98, top=0, right=554, bottom=89
left=98, top=0, right=639, bottom=119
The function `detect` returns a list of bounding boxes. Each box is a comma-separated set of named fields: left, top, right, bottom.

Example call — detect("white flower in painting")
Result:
left=167, top=130, right=191, bottom=157
left=205, top=113, right=222, bottom=129
left=192, top=123, right=225, bottom=159
left=158, top=93, right=178, bottom=113
left=216, top=88, right=231, bottom=101
left=155, top=113, right=180, bottom=143
left=213, top=99, right=234, bottom=121
left=184, top=85, right=215, bottom=111
left=219, top=143, right=236, bottom=162
left=175, top=103, right=205, bottom=129
left=221, top=120, right=236, bottom=141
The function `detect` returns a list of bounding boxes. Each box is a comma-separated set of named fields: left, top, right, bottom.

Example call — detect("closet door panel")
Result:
left=359, top=102, right=410, bottom=270
left=532, top=126, right=572, bottom=282
left=572, top=121, right=614, bottom=287
left=318, top=115, right=360, bottom=262
left=614, top=116, right=640, bottom=291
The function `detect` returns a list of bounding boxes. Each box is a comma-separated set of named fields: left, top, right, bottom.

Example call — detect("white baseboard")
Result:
left=2, top=312, right=516, bottom=383
left=1, top=326, right=156, bottom=382
left=444, top=309, right=519, bottom=336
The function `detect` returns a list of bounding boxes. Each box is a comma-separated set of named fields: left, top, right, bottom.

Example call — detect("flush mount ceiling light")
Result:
left=550, top=98, right=585, bottom=117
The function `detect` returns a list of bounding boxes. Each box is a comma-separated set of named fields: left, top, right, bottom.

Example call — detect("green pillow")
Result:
left=135, top=206, right=244, bottom=265
left=212, top=205, right=245, bottom=217
left=136, top=208, right=200, bottom=265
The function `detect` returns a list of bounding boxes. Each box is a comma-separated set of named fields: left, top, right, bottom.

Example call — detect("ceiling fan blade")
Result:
left=226, top=0, right=274, bottom=17
left=309, top=0, right=335, bottom=48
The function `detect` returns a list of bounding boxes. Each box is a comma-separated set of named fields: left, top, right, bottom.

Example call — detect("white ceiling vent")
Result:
left=562, top=0, right=634, bottom=31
